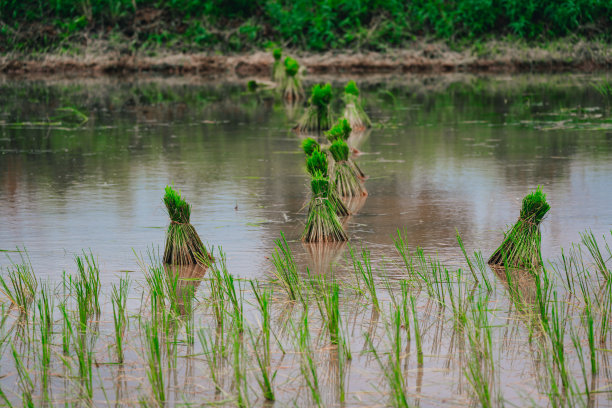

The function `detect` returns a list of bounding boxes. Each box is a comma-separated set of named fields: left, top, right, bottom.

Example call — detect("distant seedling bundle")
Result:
left=343, top=81, right=371, bottom=130
left=297, top=83, right=333, bottom=133
left=488, top=187, right=550, bottom=270
left=163, top=186, right=211, bottom=266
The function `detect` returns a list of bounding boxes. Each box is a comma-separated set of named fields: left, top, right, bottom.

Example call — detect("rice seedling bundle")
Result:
left=297, top=83, right=333, bottom=133
left=488, top=187, right=550, bottom=270
left=329, top=140, right=367, bottom=197
left=163, top=186, right=211, bottom=266
left=302, top=174, right=348, bottom=243
left=282, top=57, right=304, bottom=102
left=272, top=48, right=285, bottom=84
left=303, top=139, right=350, bottom=217
left=326, top=118, right=366, bottom=179
left=342, top=80, right=371, bottom=131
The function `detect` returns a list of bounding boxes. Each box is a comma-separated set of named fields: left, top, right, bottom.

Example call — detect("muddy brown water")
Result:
left=1, top=74, right=612, bottom=406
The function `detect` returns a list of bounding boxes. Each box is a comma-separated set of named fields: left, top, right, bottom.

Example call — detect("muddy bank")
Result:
left=1, top=40, right=612, bottom=78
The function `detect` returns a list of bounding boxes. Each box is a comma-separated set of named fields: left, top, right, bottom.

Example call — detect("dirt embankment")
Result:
left=1, top=41, right=611, bottom=78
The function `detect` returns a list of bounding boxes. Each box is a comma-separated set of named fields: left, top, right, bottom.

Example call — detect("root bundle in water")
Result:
left=488, top=187, right=550, bottom=269
left=163, top=186, right=211, bottom=266
left=297, top=83, right=333, bottom=133
left=330, top=140, right=367, bottom=197
left=302, top=176, right=348, bottom=243
left=342, top=81, right=371, bottom=131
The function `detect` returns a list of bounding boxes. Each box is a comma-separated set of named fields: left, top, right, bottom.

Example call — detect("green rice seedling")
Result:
left=207, top=260, right=227, bottom=328
left=232, top=325, right=248, bottom=407
left=329, top=139, right=367, bottom=197
left=456, top=231, right=480, bottom=283
left=0, top=252, right=37, bottom=315
left=297, top=314, right=321, bottom=406
left=37, top=282, right=53, bottom=397
left=271, top=48, right=285, bottom=83
left=349, top=245, right=379, bottom=310
left=302, top=174, right=348, bottom=243
left=11, top=342, right=34, bottom=407
left=600, top=281, right=611, bottom=344
left=111, top=275, right=130, bottom=363
left=548, top=294, right=569, bottom=389
left=211, top=251, right=243, bottom=332
left=488, top=187, right=550, bottom=269
left=163, top=185, right=211, bottom=266
left=270, top=233, right=304, bottom=302
left=342, top=80, right=371, bottom=131
left=249, top=282, right=276, bottom=401
left=304, top=146, right=350, bottom=217
left=73, top=273, right=96, bottom=401
left=410, top=294, right=423, bottom=365
left=297, top=83, right=333, bottom=133
left=580, top=230, right=611, bottom=281
left=570, top=329, right=590, bottom=402
left=365, top=311, right=409, bottom=408
left=142, top=320, right=165, bottom=406
left=197, top=328, right=224, bottom=392
left=282, top=57, right=303, bottom=102
left=582, top=298, right=598, bottom=374
left=310, top=274, right=351, bottom=359
left=74, top=251, right=101, bottom=316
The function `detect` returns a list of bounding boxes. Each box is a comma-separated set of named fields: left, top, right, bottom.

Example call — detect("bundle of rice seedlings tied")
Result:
left=329, top=138, right=367, bottom=197
left=282, top=57, right=304, bottom=102
left=302, top=172, right=348, bottom=243
left=342, top=80, right=371, bottom=131
left=163, top=186, right=211, bottom=266
left=325, top=118, right=366, bottom=179
left=271, top=48, right=285, bottom=84
left=488, top=187, right=550, bottom=270
left=302, top=138, right=349, bottom=217
left=297, top=83, right=333, bottom=133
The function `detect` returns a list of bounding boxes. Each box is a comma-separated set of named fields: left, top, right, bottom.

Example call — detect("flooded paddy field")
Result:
left=0, top=74, right=612, bottom=407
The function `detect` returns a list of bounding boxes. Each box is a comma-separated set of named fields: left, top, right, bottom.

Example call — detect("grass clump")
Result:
left=163, top=186, right=211, bottom=266
left=302, top=174, right=348, bottom=243
left=329, top=140, right=367, bottom=197
left=488, top=187, right=550, bottom=270
left=302, top=137, right=320, bottom=156
left=271, top=48, right=285, bottom=84
left=303, top=141, right=350, bottom=217
left=342, top=81, right=371, bottom=130
left=325, top=118, right=352, bottom=142
left=282, top=57, right=303, bottom=102
left=297, top=83, right=333, bottom=133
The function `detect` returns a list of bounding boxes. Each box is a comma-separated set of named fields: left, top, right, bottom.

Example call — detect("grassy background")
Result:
left=1, top=0, right=611, bottom=53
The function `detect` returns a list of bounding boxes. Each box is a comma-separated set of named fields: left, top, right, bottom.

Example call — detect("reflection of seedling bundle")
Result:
left=488, top=187, right=550, bottom=270
left=297, top=83, right=333, bottom=133
left=329, top=139, right=367, bottom=197
left=272, top=48, right=285, bottom=83
left=163, top=186, right=211, bottom=265
left=325, top=118, right=366, bottom=179
left=282, top=57, right=304, bottom=101
left=342, top=81, right=371, bottom=130
left=302, top=173, right=348, bottom=243
left=302, top=138, right=349, bottom=217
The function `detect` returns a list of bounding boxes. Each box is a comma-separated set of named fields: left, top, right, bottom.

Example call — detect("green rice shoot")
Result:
left=272, top=48, right=285, bottom=84
left=302, top=174, right=348, bottom=243
left=343, top=80, right=371, bottom=130
left=325, top=118, right=352, bottom=142
left=304, top=144, right=350, bottom=217
left=282, top=57, right=303, bottom=101
left=329, top=140, right=367, bottom=197
left=297, top=83, right=333, bottom=133
left=163, top=186, right=211, bottom=266
left=488, top=187, right=551, bottom=270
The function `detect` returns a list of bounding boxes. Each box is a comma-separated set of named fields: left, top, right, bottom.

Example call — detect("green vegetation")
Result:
left=297, top=83, right=333, bottom=133
left=281, top=57, right=303, bottom=101
left=488, top=186, right=550, bottom=269
left=302, top=174, right=348, bottom=242
left=163, top=185, right=210, bottom=265
left=343, top=81, right=371, bottom=130
left=329, top=139, right=367, bottom=197
left=2, top=1, right=612, bottom=53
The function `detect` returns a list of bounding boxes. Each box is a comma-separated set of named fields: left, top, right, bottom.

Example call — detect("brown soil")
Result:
left=1, top=40, right=611, bottom=78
